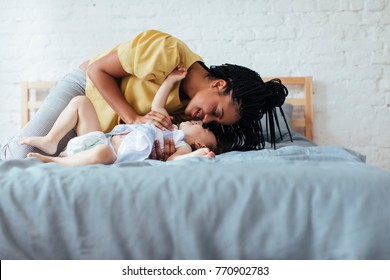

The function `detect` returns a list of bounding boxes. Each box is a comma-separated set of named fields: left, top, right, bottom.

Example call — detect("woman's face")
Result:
left=185, top=88, right=241, bottom=125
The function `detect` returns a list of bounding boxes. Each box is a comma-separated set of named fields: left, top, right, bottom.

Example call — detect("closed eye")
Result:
left=213, top=107, right=224, bottom=119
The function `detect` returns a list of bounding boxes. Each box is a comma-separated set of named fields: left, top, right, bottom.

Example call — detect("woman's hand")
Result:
left=134, top=111, right=173, bottom=131
left=149, top=137, right=176, bottom=161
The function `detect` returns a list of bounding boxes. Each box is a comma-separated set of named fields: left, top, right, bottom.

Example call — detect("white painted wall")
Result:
left=1, top=0, right=389, bottom=169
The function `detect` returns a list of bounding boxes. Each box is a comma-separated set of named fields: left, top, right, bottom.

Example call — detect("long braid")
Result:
left=203, top=63, right=292, bottom=153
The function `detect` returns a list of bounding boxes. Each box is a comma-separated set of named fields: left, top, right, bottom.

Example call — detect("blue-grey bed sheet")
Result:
left=1, top=133, right=390, bottom=260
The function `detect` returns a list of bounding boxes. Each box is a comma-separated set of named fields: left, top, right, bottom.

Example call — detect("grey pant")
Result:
left=0, top=69, right=86, bottom=159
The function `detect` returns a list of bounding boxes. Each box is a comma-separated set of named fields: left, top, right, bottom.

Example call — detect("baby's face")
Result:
left=179, top=120, right=217, bottom=149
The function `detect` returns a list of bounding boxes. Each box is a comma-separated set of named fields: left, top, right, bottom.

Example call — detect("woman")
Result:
left=0, top=30, right=288, bottom=160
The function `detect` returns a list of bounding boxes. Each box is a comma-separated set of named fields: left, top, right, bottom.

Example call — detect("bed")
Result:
left=1, top=77, right=389, bottom=260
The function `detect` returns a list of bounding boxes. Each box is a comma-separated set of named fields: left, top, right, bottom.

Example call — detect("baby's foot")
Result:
left=20, top=136, right=58, bottom=155
left=27, top=152, right=55, bottom=163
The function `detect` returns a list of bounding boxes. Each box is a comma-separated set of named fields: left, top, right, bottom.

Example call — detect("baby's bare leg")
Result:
left=28, top=144, right=116, bottom=166
left=27, top=152, right=55, bottom=163
left=20, top=136, right=59, bottom=156
left=20, top=96, right=101, bottom=155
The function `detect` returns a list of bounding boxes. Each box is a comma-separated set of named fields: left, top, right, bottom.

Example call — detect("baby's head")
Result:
left=179, top=120, right=217, bottom=153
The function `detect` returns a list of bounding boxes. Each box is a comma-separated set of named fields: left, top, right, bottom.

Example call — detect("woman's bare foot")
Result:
left=20, top=136, right=58, bottom=155
left=27, top=152, right=55, bottom=163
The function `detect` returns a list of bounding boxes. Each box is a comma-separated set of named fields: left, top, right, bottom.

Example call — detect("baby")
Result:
left=20, top=66, right=217, bottom=165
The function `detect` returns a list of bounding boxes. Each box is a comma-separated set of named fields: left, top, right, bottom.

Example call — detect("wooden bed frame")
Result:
left=21, top=76, right=313, bottom=140
left=265, top=76, right=313, bottom=140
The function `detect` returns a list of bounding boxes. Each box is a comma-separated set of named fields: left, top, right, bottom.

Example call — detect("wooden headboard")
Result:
left=264, top=76, right=313, bottom=140
left=21, top=76, right=313, bottom=140
left=21, top=81, right=56, bottom=128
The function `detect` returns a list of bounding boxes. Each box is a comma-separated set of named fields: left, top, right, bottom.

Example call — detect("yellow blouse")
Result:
left=85, top=30, right=203, bottom=132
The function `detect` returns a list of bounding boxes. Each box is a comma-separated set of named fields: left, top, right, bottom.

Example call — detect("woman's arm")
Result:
left=87, top=51, right=137, bottom=124
left=87, top=51, right=172, bottom=129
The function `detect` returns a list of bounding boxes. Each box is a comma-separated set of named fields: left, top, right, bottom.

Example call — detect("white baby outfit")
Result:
left=66, top=123, right=187, bottom=163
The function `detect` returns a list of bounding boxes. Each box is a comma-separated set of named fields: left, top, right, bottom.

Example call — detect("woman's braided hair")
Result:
left=202, top=63, right=292, bottom=153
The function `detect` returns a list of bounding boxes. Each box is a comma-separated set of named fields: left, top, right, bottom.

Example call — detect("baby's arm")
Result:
left=167, top=146, right=215, bottom=161
left=151, top=66, right=187, bottom=118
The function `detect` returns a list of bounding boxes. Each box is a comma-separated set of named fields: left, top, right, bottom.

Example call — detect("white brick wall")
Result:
left=1, top=0, right=389, bottom=170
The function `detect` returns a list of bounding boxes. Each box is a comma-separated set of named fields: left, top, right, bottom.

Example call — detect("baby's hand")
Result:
left=193, top=148, right=216, bottom=158
left=166, top=66, right=187, bottom=83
